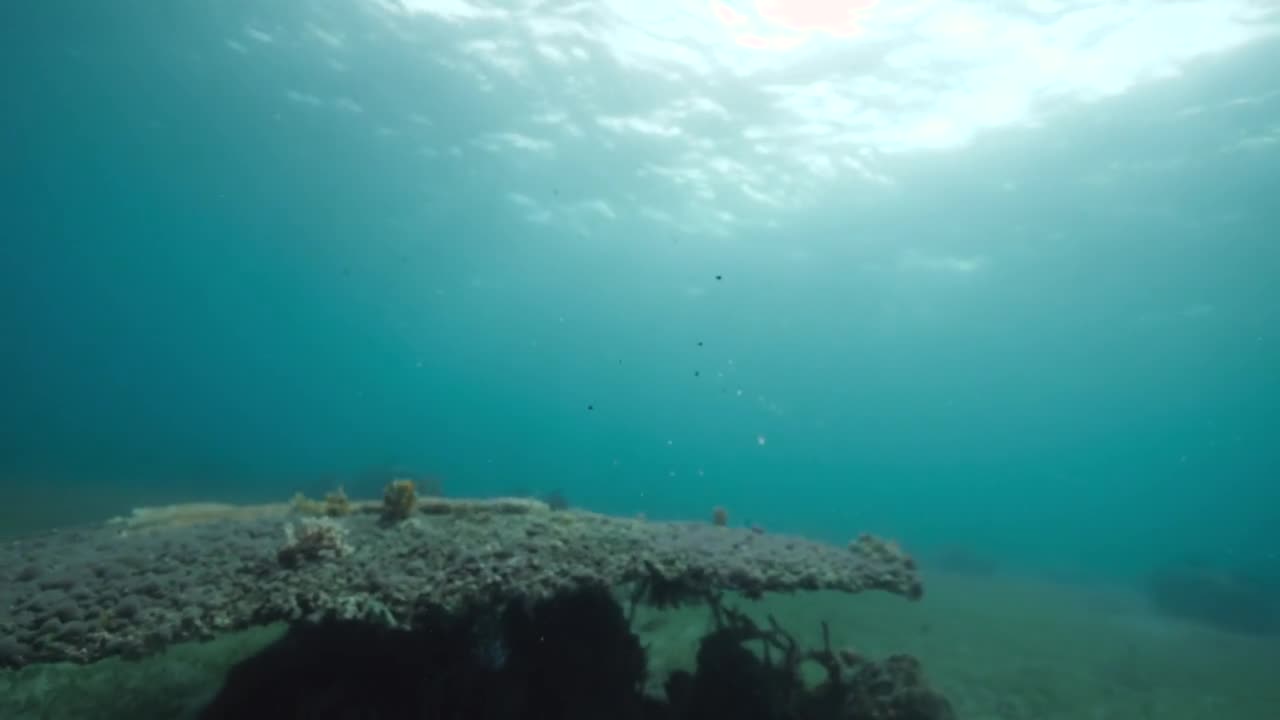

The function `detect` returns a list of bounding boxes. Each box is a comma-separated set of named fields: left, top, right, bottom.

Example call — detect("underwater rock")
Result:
left=0, top=497, right=922, bottom=668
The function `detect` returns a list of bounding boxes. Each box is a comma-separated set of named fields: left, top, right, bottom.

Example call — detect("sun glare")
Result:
left=711, top=0, right=879, bottom=50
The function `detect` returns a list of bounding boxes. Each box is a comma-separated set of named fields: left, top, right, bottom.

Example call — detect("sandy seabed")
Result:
left=635, top=572, right=1279, bottom=720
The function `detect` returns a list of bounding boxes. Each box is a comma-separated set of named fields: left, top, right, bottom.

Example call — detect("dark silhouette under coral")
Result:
left=199, top=585, right=953, bottom=720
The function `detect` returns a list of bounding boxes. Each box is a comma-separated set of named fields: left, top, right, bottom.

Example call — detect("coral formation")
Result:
left=849, top=534, right=917, bottom=577
left=324, top=487, right=353, bottom=517
left=381, top=479, right=417, bottom=522
left=0, top=497, right=921, bottom=668
left=276, top=518, right=353, bottom=568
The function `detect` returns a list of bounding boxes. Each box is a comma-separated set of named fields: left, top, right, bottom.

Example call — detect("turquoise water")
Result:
left=5, top=0, right=1279, bottom=592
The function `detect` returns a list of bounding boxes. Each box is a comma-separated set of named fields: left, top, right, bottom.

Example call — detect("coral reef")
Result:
left=381, top=479, right=417, bottom=522
left=0, top=497, right=921, bottom=668
left=324, top=487, right=353, bottom=517
left=276, top=518, right=353, bottom=568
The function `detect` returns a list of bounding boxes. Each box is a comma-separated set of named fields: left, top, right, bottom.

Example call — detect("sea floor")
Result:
left=636, top=573, right=1280, bottom=720
left=2, top=571, right=1276, bottom=719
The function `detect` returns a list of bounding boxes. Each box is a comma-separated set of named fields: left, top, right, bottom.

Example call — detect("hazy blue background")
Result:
left=2, top=0, right=1278, bottom=583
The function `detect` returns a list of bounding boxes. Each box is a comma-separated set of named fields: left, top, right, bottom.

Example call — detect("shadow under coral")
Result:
left=198, top=586, right=953, bottom=720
